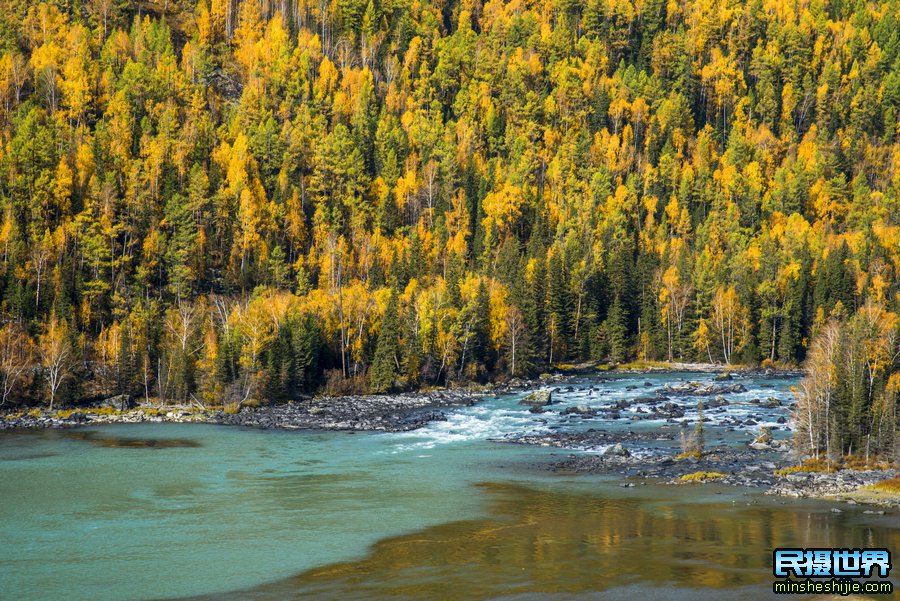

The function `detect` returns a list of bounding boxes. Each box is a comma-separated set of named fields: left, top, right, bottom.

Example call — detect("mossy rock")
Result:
left=520, top=390, right=552, bottom=406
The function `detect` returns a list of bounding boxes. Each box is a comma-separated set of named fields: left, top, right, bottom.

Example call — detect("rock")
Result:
left=776, top=416, right=787, bottom=424
left=707, top=396, right=729, bottom=407
left=660, top=382, right=747, bottom=396
left=528, top=405, right=545, bottom=414
left=831, top=507, right=842, bottom=513
left=563, top=404, right=593, bottom=415
left=98, top=394, right=134, bottom=411
left=520, top=390, right=553, bottom=406
left=762, top=397, right=782, bottom=408
left=603, top=443, right=631, bottom=458
left=714, top=372, right=733, bottom=381
left=634, top=396, right=667, bottom=404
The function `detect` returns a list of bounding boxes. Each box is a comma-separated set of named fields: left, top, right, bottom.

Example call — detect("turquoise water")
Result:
left=1, top=372, right=897, bottom=600
left=0, top=424, right=551, bottom=600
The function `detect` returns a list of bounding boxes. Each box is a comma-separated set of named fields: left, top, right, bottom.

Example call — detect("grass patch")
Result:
left=679, top=471, right=726, bottom=483
left=869, top=478, right=900, bottom=494
left=842, top=455, right=892, bottom=471
left=775, top=456, right=893, bottom=477
left=222, top=402, right=241, bottom=414
left=774, top=458, right=838, bottom=476
left=614, top=360, right=672, bottom=371
left=86, top=406, right=123, bottom=416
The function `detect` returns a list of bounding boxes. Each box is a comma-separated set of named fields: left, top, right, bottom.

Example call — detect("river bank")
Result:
left=0, top=388, right=490, bottom=432
left=519, top=430, right=899, bottom=508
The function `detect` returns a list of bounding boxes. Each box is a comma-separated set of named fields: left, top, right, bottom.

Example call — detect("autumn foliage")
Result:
left=0, top=0, right=897, bottom=415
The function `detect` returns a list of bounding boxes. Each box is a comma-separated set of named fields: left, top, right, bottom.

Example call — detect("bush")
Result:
left=675, top=450, right=703, bottom=460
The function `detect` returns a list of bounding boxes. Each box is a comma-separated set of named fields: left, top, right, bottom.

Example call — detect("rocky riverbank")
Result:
left=209, top=390, right=483, bottom=431
left=0, top=389, right=486, bottom=433
left=503, top=427, right=900, bottom=508
left=503, top=428, right=792, bottom=487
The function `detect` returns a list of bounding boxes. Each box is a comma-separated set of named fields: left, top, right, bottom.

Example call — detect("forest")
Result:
left=0, top=0, right=898, bottom=456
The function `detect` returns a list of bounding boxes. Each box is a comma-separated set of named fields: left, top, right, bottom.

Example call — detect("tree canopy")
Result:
left=0, top=0, right=898, bottom=411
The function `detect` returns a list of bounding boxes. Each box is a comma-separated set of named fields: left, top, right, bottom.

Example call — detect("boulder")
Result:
left=603, top=443, right=631, bottom=458
left=98, top=394, right=134, bottom=411
left=662, top=382, right=747, bottom=396
left=634, top=396, right=667, bottom=404
left=520, top=390, right=553, bottom=406
left=563, top=404, right=593, bottom=415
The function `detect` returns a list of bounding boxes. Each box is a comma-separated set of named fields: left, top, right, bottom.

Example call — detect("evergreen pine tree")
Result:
left=546, top=249, right=572, bottom=364
left=370, top=294, right=401, bottom=392
left=606, top=293, right=629, bottom=363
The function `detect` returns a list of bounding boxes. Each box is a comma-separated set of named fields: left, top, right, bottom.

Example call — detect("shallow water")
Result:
left=1, top=372, right=897, bottom=600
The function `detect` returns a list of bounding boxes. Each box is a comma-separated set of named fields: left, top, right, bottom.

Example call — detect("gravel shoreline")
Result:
left=502, top=428, right=900, bottom=508
left=0, top=389, right=488, bottom=432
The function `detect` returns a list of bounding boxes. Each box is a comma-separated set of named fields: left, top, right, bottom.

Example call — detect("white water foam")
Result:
left=388, top=405, right=548, bottom=452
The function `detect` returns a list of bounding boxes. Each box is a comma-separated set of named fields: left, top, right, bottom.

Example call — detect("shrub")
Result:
left=774, top=458, right=838, bottom=476
left=675, top=450, right=703, bottom=460
left=679, top=471, right=726, bottom=482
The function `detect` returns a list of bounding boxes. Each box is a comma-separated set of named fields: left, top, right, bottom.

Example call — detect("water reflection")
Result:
left=61, top=430, right=202, bottom=449
left=178, top=482, right=899, bottom=600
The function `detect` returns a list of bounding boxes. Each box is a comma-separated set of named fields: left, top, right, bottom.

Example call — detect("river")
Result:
left=1, top=372, right=897, bottom=600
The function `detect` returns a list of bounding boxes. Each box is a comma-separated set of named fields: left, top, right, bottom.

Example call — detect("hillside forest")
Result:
left=0, top=0, right=898, bottom=457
